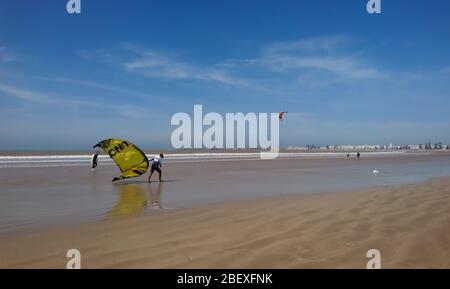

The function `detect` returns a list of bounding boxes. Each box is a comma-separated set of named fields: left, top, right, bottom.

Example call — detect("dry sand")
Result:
left=1, top=176, right=450, bottom=269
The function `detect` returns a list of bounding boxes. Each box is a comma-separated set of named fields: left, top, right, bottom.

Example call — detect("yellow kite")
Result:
left=93, top=138, right=149, bottom=182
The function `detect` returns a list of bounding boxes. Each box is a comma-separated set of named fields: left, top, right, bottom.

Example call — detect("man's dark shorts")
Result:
left=151, top=162, right=161, bottom=173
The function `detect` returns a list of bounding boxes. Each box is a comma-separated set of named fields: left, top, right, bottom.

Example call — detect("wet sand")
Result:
left=0, top=154, right=450, bottom=235
left=2, top=153, right=450, bottom=233
left=1, top=172, right=450, bottom=268
left=0, top=178, right=450, bottom=268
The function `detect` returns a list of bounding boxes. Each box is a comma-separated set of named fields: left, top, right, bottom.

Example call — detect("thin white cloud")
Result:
left=0, top=82, right=50, bottom=103
left=40, top=76, right=157, bottom=99
left=263, top=36, right=352, bottom=54
left=0, top=46, right=16, bottom=63
left=79, top=37, right=400, bottom=92
left=0, top=82, right=148, bottom=119
left=81, top=45, right=248, bottom=87
left=215, top=58, right=260, bottom=68
left=262, top=55, right=382, bottom=79
left=260, top=36, right=386, bottom=81
left=205, top=36, right=387, bottom=88
left=122, top=46, right=247, bottom=86
left=0, top=81, right=100, bottom=108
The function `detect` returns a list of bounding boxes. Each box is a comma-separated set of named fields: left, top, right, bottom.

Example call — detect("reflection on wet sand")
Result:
left=108, top=182, right=163, bottom=217
left=150, top=182, right=163, bottom=210
left=109, top=184, right=147, bottom=217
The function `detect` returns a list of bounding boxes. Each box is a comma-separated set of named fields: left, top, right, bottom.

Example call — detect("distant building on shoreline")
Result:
left=287, top=143, right=450, bottom=151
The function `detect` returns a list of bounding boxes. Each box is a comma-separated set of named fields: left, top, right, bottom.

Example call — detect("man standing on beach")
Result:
left=148, top=154, right=164, bottom=183
left=357, top=152, right=361, bottom=159
left=91, top=151, right=99, bottom=170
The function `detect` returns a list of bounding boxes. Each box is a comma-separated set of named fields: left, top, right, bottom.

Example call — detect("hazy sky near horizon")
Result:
left=0, top=0, right=450, bottom=150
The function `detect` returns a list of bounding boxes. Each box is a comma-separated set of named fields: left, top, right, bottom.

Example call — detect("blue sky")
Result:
left=0, top=0, right=449, bottom=150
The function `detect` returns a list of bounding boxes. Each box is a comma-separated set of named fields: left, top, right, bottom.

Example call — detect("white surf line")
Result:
left=0, top=151, right=428, bottom=162
left=0, top=151, right=431, bottom=169
left=167, top=152, right=424, bottom=163
left=0, top=152, right=404, bottom=164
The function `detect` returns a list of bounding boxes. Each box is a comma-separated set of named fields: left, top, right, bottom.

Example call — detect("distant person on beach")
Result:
left=91, top=151, right=99, bottom=170
left=357, top=152, right=361, bottom=159
left=347, top=153, right=350, bottom=159
left=148, top=154, right=164, bottom=183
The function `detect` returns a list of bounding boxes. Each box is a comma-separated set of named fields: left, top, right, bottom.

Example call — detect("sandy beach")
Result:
left=1, top=153, right=450, bottom=269
left=3, top=0, right=450, bottom=272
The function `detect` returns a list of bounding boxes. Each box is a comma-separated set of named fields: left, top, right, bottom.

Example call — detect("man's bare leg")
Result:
left=148, top=172, right=154, bottom=183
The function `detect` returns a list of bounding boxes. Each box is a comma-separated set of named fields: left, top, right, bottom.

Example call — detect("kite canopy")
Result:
left=279, top=111, right=288, bottom=121
left=93, top=138, right=149, bottom=182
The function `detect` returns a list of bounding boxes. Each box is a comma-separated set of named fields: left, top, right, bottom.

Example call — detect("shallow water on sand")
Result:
left=1, top=154, right=450, bottom=233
